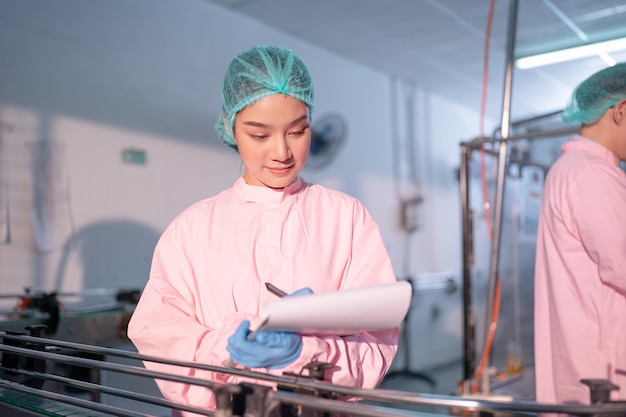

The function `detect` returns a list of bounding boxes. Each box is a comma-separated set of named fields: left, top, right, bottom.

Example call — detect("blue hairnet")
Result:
left=561, top=62, right=626, bottom=125
left=215, top=45, right=314, bottom=151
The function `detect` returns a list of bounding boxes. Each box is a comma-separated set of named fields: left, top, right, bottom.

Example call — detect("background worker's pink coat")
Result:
left=534, top=137, right=626, bottom=406
left=128, top=176, right=399, bottom=415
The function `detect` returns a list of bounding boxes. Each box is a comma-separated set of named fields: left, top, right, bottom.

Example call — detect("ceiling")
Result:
left=205, top=0, right=626, bottom=129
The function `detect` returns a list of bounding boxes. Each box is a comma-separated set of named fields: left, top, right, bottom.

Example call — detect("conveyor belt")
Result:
left=3, top=330, right=626, bottom=417
left=0, top=385, right=122, bottom=417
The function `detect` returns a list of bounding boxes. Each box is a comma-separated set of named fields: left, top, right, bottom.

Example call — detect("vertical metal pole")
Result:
left=483, top=0, right=519, bottom=376
left=460, top=142, right=475, bottom=380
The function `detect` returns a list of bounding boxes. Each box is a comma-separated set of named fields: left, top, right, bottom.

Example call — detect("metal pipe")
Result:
left=0, top=370, right=215, bottom=416
left=0, top=343, right=218, bottom=390
left=492, top=110, right=563, bottom=135
left=4, top=337, right=626, bottom=416
left=274, top=384, right=626, bottom=416
left=459, top=142, right=476, bottom=380
left=0, top=379, right=153, bottom=417
left=465, top=125, right=578, bottom=148
left=0, top=332, right=334, bottom=389
left=482, top=0, right=518, bottom=383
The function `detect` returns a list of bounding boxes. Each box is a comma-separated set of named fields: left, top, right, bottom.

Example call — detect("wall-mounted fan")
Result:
left=307, top=113, right=347, bottom=169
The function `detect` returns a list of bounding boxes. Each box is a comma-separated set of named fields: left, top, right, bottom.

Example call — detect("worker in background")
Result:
left=127, top=44, right=399, bottom=416
left=534, top=63, right=626, bottom=407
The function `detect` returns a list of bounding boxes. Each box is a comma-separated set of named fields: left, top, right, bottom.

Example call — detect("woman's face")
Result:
left=234, top=94, right=310, bottom=189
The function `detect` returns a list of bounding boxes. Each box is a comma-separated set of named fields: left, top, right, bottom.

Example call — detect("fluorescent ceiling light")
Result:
left=516, top=36, right=626, bottom=69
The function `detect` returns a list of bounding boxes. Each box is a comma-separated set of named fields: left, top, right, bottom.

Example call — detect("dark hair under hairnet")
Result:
left=214, top=45, right=314, bottom=151
left=561, top=62, right=626, bottom=125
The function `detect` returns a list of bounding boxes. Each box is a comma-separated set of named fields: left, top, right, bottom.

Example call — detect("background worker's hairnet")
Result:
left=215, top=45, right=315, bottom=151
left=561, top=62, right=626, bottom=125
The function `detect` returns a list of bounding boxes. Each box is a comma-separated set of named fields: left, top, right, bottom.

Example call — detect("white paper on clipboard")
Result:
left=251, top=280, right=412, bottom=336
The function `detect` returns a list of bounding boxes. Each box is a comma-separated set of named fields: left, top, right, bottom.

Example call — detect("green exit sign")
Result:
left=122, top=148, right=147, bottom=165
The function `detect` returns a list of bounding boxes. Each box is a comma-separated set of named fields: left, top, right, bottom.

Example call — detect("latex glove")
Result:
left=288, top=287, right=314, bottom=297
left=227, top=320, right=302, bottom=369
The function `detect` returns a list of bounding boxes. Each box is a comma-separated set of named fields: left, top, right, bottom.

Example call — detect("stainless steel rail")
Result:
left=2, top=331, right=626, bottom=416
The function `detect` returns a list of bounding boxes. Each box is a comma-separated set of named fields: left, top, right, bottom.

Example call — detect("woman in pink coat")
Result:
left=534, top=63, right=626, bottom=408
left=127, top=45, right=399, bottom=415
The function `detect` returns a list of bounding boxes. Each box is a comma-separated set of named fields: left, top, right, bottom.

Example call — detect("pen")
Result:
left=225, top=317, right=270, bottom=367
left=225, top=283, right=288, bottom=367
left=245, top=285, right=285, bottom=342
left=245, top=317, right=268, bottom=342
left=265, top=282, right=288, bottom=298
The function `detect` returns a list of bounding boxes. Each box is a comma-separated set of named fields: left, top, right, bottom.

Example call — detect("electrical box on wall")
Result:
left=122, top=148, right=146, bottom=165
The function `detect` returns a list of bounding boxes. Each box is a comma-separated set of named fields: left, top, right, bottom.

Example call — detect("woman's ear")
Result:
left=612, top=99, right=626, bottom=125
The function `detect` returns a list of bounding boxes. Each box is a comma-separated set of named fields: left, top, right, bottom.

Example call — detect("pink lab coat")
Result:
left=534, top=136, right=626, bottom=407
left=127, top=176, right=399, bottom=416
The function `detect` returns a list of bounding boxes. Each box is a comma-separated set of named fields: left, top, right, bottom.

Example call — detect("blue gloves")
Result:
left=226, top=287, right=314, bottom=369
left=227, top=320, right=302, bottom=369
left=288, top=287, right=314, bottom=297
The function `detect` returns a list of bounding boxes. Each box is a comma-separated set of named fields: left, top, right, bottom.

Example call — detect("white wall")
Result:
left=0, top=0, right=494, bottom=370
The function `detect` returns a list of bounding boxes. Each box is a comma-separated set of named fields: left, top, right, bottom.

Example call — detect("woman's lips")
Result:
left=267, top=165, right=293, bottom=176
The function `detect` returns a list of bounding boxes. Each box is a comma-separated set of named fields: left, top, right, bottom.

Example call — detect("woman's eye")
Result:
left=251, top=134, right=268, bottom=140
left=289, top=130, right=305, bottom=137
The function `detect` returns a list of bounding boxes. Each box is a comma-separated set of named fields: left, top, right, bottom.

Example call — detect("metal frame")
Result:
left=459, top=0, right=581, bottom=386
left=2, top=331, right=626, bottom=416
left=460, top=115, right=578, bottom=385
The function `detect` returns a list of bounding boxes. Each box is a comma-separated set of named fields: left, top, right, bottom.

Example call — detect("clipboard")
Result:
left=249, top=280, right=412, bottom=337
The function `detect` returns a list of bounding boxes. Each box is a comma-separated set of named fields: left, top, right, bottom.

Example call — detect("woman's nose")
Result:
left=271, top=136, right=291, bottom=161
